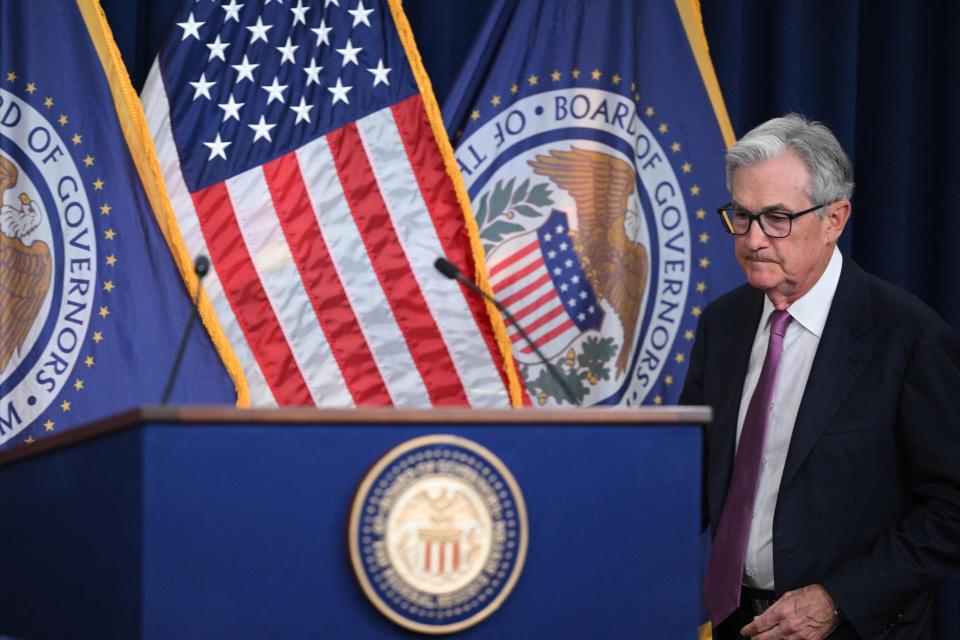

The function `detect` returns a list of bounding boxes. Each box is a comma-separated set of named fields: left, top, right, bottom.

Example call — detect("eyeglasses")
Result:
left=716, top=202, right=829, bottom=238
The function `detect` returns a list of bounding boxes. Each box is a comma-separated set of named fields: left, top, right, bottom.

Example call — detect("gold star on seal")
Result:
left=696, top=208, right=706, bottom=220
left=590, top=69, right=601, bottom=80
left=105, top=254, right=117, bottom=266
left=684, top=329, right=695, bottom=341
left=682, top=162, right=692, bottom=173
left=490, top=95, right=501, bottom=106
left=671, top=141, right=681, bottom=153
left=551, top=70, right=561, bottom=81
left=61, top=400, right=71, bottom=412
left=26, top=82, right=37, bottom=94
left=571, top=68, right=581, bottom=79
left=93, top=179, right=104, bottom=190
left=510, top=83, right=519, bottom=94
left=698, top=232, right=710, bottom=244
left=58, top=114, right=68, bottom=126
left=98, top=306, right=110, bottom=318
left=43, top=97, right=53, bottom=108
left=72, top=133, right=82, bottom=145
left=611, top=73, right=621, bottom=85
left=84, top=356, right=95, bottom=367
left=103, top=281, right=115, bottom=292
left=658, top=122, right=669, bottom=134
left=104, top=229, right=116, bottom=240
left=100, top=203, right=112, bottom=215
left=690, top=184, right=701, bottom=196
left=6, top=71, right=16, bottom=82
left=527, top=74, right=539, bottom=85
left=653, top=395, right=663, bottom=405
left=470, top=109, right=480, bottom=121
left=92, top=331, right=104, bottom=344
left=691, top=306, right=702, bottom=318
left=25, top=436, right=35, bottom=444
left=74, top=379, right=85, bottom=391
left=675, top=352, right=686, bottom=364
left=696, top=281, right=707, bottom=293
left=44, top=420, right=55, bottom=431
left=664, top=375, right=674, bottom=385
left=699, top=257, right=711, bottom=268
left=83, top=155, right=94, bottom=167
left=645, top=106, right=654, bottom=117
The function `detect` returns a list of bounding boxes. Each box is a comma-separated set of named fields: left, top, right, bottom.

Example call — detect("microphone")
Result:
left=161, top=255, right=212, bottom=404
left=434, top=257, right=579, bottom=406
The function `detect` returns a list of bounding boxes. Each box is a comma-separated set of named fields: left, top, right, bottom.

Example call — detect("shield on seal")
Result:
left=486, top=209, right=604, bottom=363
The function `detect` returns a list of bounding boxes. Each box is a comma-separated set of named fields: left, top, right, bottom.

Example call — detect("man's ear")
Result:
left=824, top=200, right=851, bottom=242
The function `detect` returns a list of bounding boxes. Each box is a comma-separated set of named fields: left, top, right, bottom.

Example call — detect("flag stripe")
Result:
left=511, top=303, right=566, bottom=342
left=493, top=256, right=546, bottom=292
left=356, top=105, right=510, bottom=406
left=191, top=182, right=313, bottom=404
left=524, top=318, right=577, bottom=354
left=295, top=136, right=431, bottom=406
left=263, top=152, right=393, bottom=406
left=142, top=67, right=276, bottom=406
left=501, top=273, right=553, bottom=310
left=489, top=239, right=539, bottom=278
left=326, top=122, right=470, bottom=405
left=389, top=95, right=515, bottom=402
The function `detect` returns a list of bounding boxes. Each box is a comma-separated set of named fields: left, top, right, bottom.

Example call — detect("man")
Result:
left=680, top=114, right=960, bottom=639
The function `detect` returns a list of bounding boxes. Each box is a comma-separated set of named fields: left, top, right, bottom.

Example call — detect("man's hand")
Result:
left=740, top=584, right=841, bottom=639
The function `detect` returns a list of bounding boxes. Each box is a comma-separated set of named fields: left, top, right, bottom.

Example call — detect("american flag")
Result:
left=141, top=0, right=517, bottom=407
left=487, top=210, right=603, bottom=362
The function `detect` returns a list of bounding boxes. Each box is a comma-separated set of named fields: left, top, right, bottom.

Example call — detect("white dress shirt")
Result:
left=738, top=247, right=843, bottom=590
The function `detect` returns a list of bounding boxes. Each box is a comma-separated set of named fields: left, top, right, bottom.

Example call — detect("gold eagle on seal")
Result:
left=0, top=155, right=52, bottom=373
left=528, top=147, right=649, bottom=377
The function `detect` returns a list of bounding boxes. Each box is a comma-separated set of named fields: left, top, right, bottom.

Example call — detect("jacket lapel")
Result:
left=708, top=288, right=765, bottom=526
left=779, top=259, right=875, bottom=491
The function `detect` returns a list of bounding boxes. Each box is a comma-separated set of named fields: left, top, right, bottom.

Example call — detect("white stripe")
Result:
left=355, top=108, right=510, bottom=407
left=508, top=298, right=565, bottom=342
left=295, top=136, right=430, bottom=407
left=224, top=168, right=353, bottom=407
left=141, top=61, right=276, bottom=406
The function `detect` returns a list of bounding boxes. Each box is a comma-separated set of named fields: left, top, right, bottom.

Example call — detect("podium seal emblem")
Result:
left=349, top=434, right=528, bottom=634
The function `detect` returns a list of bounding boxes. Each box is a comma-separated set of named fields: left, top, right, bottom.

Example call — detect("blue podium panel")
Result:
left=0, top=408, right=706, bottom=639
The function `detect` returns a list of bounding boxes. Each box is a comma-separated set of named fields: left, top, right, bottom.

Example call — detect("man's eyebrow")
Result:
left=731, top=201, right=793, bottom=214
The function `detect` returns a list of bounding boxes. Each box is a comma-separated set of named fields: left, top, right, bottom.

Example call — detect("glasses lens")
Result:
left=729, top=209, right=752, bottom=234
left=760, top=212, right=791, bottom=238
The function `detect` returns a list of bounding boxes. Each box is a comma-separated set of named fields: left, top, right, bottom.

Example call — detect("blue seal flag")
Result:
left=444, top=0, right=741, bottom=409
left=0, top=0, right=245, bottom=449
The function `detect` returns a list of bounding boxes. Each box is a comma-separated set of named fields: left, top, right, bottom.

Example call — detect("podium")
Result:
left=0, top=406, right=708, bottom=639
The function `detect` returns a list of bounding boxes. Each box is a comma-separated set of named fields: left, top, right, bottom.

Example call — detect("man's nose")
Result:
left=742, top=219, right=768, bottom=249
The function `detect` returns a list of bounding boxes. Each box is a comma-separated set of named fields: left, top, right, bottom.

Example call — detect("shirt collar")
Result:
left=761, top=246, right=843, bottom=338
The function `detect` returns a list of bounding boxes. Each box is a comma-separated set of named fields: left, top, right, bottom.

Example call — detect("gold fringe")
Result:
left=386, top=0, right=524, bottom=407
left=698, top=621, right=714, bottom=640
left=675, top=0, right=736, bottom=148
left=75, top=0, right=251, bottom=406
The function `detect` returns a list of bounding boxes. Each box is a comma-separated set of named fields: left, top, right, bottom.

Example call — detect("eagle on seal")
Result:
left=0, top=155, right=52, bottom=373
left=528, top=147, right=649, bottom=378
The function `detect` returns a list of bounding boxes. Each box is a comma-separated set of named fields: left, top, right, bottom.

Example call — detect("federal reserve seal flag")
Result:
left=444, top=0, right=741, bottom=408
left=0, top=0, right=243, bottom=448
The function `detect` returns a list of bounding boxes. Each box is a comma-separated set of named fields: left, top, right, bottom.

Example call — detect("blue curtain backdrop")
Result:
left=99, top=0, right=959, bottom=632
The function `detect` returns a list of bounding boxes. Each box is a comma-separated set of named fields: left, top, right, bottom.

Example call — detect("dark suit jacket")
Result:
left=680, top=257, right=960, bottom=639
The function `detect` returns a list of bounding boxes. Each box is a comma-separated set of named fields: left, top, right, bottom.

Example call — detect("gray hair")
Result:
left=725, top=114, right=854, bottom=215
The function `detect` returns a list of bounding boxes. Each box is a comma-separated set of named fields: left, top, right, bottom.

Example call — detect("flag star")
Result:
left=564, top=259, right=573, bottom=268
left=367, top=58, right=391, bottom=86
left=248, top=115, right=276, bottom=142
left=311, top=19, right=332, bottom=46
left=336, top=39, right=362, bottom=67
left=261, top=77, right=289, bottom=104
left=327, top=77, right=352, bottom=104
left=217, top=94, right=244, bottom=122
left=579, top=291, right=588, bottom=299
left=232, top=55, right=259, bottom=83
left=560, top=283, right=569, bottom=292
left=325, top=0, right=339, bottom=6
left=544, top=233, right=552, bottom=241
left=290, top=97, right=314, bottom=124
left=177, top=12, right=205, bottom=41
left=303, top=58, right=323, bottom=85
left=547, top=250, right=556, bottom=259
left=568, top=298, right=576, bottom=307
left=247, top=16, right=273, bottom=44
left=206, top=35, right=230, bottom=61
left=555, top=224, right=565, bottom=233
left=588, top=305, right=596, bottom=313
left=559, top=242, right=568, bottom=250
left=290, top=0, right=310, bottom=25
left=203, top=132, right=231, bottom=160
left=578, top=313, right=586, bottom=321
left=571, top=275, right=580, bottom=283
left=348, top=0, right=374, bottom=27
left=276, top=36, right=299, bottom=65
left=553, top=267, right=562, bottom=275
left=221, top=0, right=243, bottom=22
left=189, top=72, right=216, bottom=100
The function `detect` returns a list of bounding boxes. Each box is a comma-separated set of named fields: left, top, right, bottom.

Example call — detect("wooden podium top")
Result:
left=0, top=404, right=710, bottom=467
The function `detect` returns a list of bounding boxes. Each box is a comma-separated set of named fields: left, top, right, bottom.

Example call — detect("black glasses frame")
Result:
left=716, top=202, right=829, bottom=238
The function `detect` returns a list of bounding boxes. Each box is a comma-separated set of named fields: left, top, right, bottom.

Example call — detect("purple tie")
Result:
left=703, top=309, right=792, bottom=625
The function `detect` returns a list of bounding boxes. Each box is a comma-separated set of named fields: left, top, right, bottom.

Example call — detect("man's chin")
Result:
left=741, top=264, right=782, bottom=291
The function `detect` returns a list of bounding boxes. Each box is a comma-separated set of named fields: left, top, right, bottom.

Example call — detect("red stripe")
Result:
left=326, top=121, right=470, bottom=406
left=489, top=240, right=538, bottom=278
left=425, top=541, right=431, bottom=571
left=522, top=318, right=576, bottom=354
left=453, top=542, right=460, bottom=571
left=511, top=303, right=566, bottom=343
left=493, top=257, right=545, bottom=293
left=390, top=95, right=526, bottom=405
left=191, top=182, right=313, bottom=404
left=263, top=153, right=393, bottom=406
left=504, top=277, right=553, bottom=315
